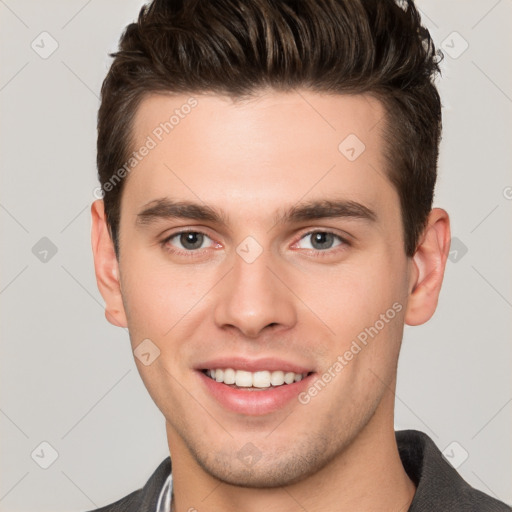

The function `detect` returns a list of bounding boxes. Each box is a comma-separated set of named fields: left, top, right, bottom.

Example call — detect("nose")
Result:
left=213, top=247, right=297, bottom=339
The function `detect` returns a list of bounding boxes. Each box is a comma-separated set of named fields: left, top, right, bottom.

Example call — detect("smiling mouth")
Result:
left=202, top=368, right=313, bottom=390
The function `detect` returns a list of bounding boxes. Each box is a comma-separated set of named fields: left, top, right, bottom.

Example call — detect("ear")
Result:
left=405, top=208, right=451, bottom=326
left=91, top=199, right=128, bottom=328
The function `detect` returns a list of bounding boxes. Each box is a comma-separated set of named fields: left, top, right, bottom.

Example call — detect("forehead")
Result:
left=124, top=90, right=395, bottom=222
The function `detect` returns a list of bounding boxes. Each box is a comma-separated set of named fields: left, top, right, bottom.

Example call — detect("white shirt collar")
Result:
left=156, top=472, right=173, bottom=512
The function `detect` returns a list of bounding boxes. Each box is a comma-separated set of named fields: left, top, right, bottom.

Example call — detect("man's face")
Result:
left=115, top=91, right=414, bottom=486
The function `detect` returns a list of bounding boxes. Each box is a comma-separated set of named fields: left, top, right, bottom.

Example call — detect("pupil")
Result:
left=312, top=232, right=333, bottom=250
left=181, top=232, right=203, bottom=250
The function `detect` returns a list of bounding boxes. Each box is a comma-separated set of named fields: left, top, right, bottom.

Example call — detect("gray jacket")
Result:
left=89, top=429, right=511, bottom=511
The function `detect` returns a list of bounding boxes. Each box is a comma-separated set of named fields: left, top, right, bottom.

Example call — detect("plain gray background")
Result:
left=1, top=1, right=511, bottom=510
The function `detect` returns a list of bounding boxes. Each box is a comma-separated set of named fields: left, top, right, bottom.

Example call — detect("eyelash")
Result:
left=160, top=230, right=217, bottom=258
left=299, top=231, right=351, bottom=258
left=160, top=229, right=351, bottom=258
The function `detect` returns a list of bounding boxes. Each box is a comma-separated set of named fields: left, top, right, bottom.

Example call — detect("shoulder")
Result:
left=84, top=457, right=172, bottom=512
left=396, top=430, right=511, bottom=511
left=89, top=489, right=142, bottom=512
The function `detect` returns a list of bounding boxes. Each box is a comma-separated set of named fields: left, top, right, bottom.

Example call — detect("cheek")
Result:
left=119, top=249, right=204, bottom=339
left=306, top=263, right=399, bottom=328
left=301, top=253, right=408, bottom=361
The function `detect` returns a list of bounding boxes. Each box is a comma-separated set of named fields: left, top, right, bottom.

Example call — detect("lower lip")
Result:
left=198, top=371, right=314, bottom=416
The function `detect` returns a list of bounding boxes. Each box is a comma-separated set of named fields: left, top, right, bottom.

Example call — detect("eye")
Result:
left=296, top=231, right=346, bottom=251
left=164, top=231, right=215, bottom=252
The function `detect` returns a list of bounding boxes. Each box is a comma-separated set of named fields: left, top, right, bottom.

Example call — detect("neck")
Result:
left=166, top=402, right=416, bottom=512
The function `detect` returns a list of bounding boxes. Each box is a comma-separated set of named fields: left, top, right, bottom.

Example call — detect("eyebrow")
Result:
left=135, top=197, right=377, bottom=227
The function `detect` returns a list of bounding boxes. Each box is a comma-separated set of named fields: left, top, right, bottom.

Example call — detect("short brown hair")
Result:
left=97, top=0, right=443, bottom=257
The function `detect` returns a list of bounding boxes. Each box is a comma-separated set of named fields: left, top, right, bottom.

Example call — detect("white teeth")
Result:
left=252, top=371, right=271, bottom=388
left=235, top=370, right=253, bottom=387
left=205, top=368, right=308, bottom=388
left=284, top=372, right=295, bottom=384
left=223, top=368, right=236, bottom=385
left=270, top=371, right=285, bottom=386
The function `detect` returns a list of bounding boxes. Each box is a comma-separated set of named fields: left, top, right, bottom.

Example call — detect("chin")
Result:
left=199, top=455, right=315, bottom=488
left=187, top=434, right=338, bottom=489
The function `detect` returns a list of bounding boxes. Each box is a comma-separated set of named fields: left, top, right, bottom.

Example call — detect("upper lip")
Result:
left=195, top=357, right=314, bottom=374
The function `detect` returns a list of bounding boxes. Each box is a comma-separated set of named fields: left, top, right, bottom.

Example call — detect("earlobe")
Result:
left=405, top=208, right=451, bottom=326
left=91, top=199, right=128, bottom=328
